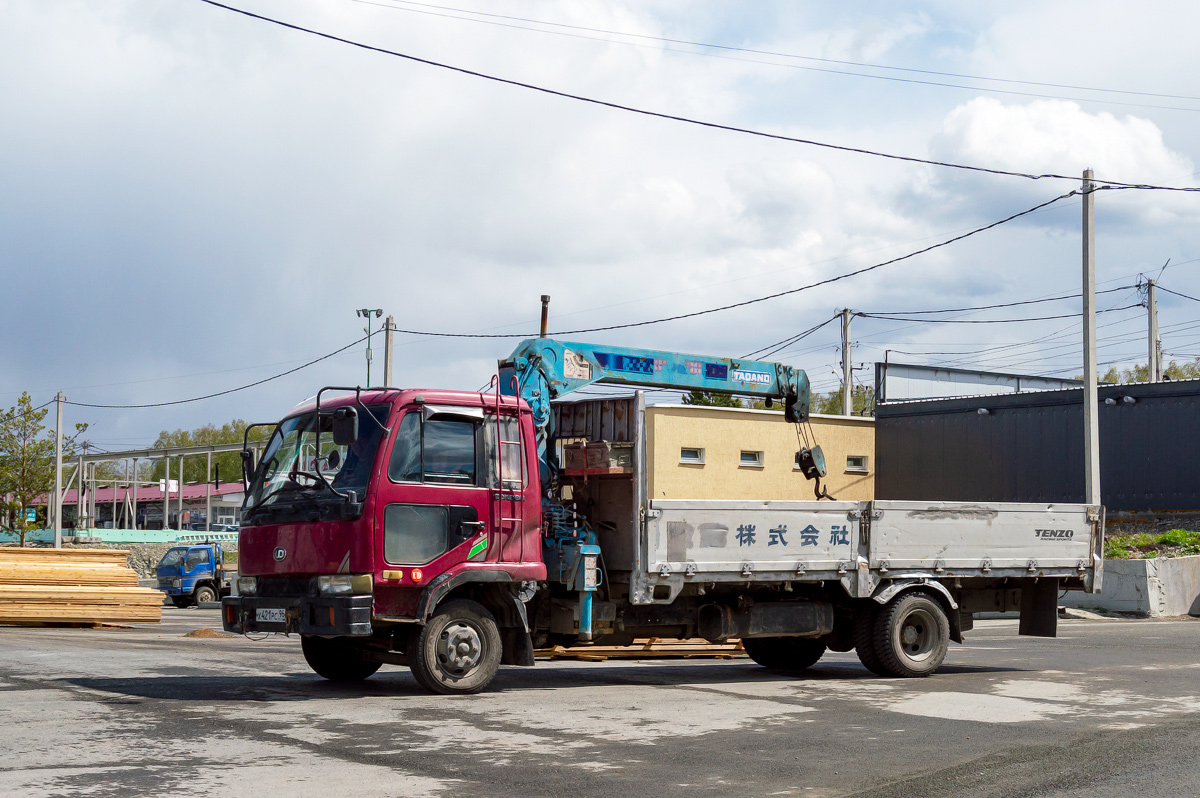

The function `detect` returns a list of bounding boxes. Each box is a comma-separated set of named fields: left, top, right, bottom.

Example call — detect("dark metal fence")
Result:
left=875, top=379, right=1200, bottom=512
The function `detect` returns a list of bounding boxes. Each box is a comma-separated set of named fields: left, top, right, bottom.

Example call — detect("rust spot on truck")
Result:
left=906, top=505, right=1000, bottom=522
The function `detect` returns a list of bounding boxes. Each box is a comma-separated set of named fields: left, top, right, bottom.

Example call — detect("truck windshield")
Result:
left=245, top=404, right=389, bottom=513
left=158, top=548, right=186, bottom=569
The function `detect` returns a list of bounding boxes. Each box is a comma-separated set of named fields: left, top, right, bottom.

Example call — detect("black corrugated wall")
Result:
left=875, top=379, right=1200, bottom=511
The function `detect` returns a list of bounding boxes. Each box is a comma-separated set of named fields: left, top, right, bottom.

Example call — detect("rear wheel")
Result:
left=873, top=593, right=950, bottom=677
left=193, top=585, right=217, bottom=604
left=853, top=603, right=889, bottom=676
left=300, top=635, right=382, bottom=682
left=742, top=637, right=826, bottom=671
left=410, top=599, right=502, bottom=695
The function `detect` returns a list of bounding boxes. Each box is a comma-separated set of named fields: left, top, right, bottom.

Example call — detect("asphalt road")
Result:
left=2, top=611, right=1199, bottom=798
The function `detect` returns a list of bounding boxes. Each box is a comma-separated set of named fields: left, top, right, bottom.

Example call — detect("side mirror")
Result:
left=240, top=450, right=254, bottom=489
left=332, top=406, right=359, bottom=446
left=795, top=446, right=827, bottom=481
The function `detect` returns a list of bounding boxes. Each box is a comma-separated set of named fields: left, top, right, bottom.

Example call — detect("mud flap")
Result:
left=500, top=628, right=536, bottom=666
left=1019, top=577, right=1059, bottom=638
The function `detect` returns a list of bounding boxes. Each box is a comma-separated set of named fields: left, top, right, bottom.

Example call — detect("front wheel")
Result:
left=743, top=637, right=826, bottom=671
left=193, top=585, right=217, bottom=604
left=301, top=635, right=382, bottom=682
left=872, top=593, right=950, bottom=677
left=410, top=599, right=502, bottom=695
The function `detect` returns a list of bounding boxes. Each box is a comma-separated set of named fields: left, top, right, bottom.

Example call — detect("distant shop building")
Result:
left=57, top=483, right=246, bottom=531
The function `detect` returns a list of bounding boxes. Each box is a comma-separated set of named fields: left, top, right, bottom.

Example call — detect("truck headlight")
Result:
left=237, top=576, right=257, bottom=596
left=317, top=574, right=372, bottom=596
left=172, top=579, right=182, bottom=589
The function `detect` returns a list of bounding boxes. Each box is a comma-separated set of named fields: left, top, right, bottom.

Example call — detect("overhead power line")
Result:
left=1158, top=285, right=1200, bottom=303
left=386, top=190, right=1082, bottom=338
left=864, top=285, right=1135, bottom=316
left=0, top=399, right=54, bottom=425
left=353, top=0, right=1200, bottom=113
left=743, top=314, right=841, bottom=360
left=65, top=335, right=369, bottom=409
left=858, top=304, right=1141, bottom=324
left=198, top=1, right=1200, bottom=192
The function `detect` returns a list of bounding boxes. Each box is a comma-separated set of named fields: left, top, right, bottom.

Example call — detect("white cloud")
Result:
left=936, top=98, right=1193, bottom=186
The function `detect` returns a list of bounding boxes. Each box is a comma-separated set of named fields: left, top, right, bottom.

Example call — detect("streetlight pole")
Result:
left=356, top=308, right=383, bottom=386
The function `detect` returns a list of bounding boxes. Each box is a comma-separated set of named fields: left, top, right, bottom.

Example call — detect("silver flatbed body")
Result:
left=636, top=499, right=1103, bottom=604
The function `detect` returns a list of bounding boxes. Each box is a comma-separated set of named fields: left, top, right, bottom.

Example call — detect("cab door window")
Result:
left=387, top=412, right=478, bottom=485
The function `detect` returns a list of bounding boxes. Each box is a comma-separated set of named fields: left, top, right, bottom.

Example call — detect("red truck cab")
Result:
left=223, top=388, right=545, bottom=693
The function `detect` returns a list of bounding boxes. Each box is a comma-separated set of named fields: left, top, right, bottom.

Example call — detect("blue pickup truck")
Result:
left=155, top=543, right=232, bottom=608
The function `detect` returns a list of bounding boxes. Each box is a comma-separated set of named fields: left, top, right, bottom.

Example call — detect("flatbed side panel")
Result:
left=647, top=500, right=863, bottom=577
left=869, top=501, right=1096, bottom=571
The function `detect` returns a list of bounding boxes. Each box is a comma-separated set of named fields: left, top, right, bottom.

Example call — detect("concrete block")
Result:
left=1060, top=555, right=1200, bottom=617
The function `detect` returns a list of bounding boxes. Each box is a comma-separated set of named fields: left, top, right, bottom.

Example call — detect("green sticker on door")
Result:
left=468, top=535, right=488, bottom=559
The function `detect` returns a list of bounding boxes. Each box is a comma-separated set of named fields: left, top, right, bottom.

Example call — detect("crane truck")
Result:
left=222, top=336, right=1103, bottom=694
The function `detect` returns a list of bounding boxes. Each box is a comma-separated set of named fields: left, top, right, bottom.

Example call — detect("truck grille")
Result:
left=255, top=576, right=319, bottom=598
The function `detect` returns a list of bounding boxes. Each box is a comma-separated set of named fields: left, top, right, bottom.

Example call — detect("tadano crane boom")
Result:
left=499, top=336, right=811, bottom=429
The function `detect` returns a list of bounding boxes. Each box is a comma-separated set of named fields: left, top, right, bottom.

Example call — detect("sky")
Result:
left=3, top=0, right=1199, bottom=454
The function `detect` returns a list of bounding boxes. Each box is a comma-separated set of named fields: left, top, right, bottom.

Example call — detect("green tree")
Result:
left=681, top=391, right=744, bottom=408
left=812, top=385, right=874, bottom=416
left=145, top=420, right=271, bottom=487
left=1098, top=358, right=1200, bottom=384
left=0, top=393, right=88, bottom=546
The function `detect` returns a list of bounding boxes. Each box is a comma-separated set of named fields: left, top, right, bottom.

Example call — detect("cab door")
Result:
left=373, top=405, right=495, bottom=584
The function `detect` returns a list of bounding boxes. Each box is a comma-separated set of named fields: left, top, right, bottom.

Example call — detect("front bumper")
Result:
left=222, top=594, right=373, bottom=636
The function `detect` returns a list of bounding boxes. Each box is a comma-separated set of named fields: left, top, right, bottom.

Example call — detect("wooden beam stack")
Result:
left=536, top=637, right=746, bottom=662
left=0, top=547, right=163, bottom=625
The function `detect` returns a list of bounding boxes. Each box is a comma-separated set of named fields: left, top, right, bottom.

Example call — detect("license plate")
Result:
left=256, top=608, right=287, bottom=623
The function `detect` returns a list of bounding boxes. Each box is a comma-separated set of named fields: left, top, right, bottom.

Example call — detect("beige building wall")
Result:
left=645, top=405, right=875, bottom=502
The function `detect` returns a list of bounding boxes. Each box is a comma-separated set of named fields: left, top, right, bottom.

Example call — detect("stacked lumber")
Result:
left=535, top=637, right=746, bottom=662
left=0, top=548, right=162, bottom=626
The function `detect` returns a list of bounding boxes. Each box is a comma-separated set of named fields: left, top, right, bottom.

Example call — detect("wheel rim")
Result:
left=896, top=607, right=938, bottom=663
left=436, top=621, right=483, bottom=676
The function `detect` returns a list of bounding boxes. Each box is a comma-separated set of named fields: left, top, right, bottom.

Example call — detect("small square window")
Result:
left=739, top=450, right=764, bottom=468
left=680, top=447, right=705, bottom=464
left=846, top=455, right=870, bottom=473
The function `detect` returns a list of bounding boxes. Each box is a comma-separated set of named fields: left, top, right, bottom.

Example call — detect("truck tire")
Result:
left=853, top=604, right=888, bottom=676
left=742, top=637, right=826, bottom=672
left=194, top=585, right=217, bottom=604
left=300, top=635, right=382, bottom=682
left=872, top=593, right=950, bottom=678
left=409, top=599, right=502, bottom=695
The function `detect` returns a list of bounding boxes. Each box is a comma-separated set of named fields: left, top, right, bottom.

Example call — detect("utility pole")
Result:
left=131, top=458, right=139, bottom=531
left=356, top=308, right=383, bottom=386
left=1081, top=170, right=1101, bottom=506
left=841, top=309, right=853, bottom=417
left=52, top=392, right=64, bottom=548
left=383, top=314, right=395, bottom=387
left=1146, top=278, right=1161, bottom=382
